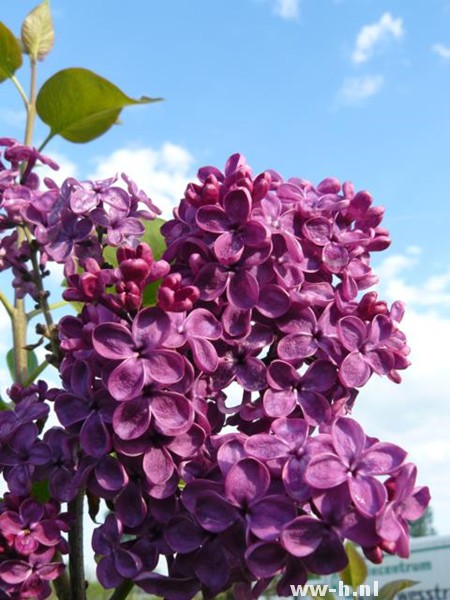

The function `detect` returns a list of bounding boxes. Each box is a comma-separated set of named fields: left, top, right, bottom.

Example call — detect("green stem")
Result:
left=24, top=227, right=61, bottom=362
left=109, top=580, right=134, bottom=600
left=37, top=130, right=54, bottom=153
left=24, top=360, right=49, bottom=387
left=68, top=491, right=86, bottom=600
left=27, top=300, right=69, bottom=321
left=0, top=292, right=14, bottom=320
left=10, top=74, right=29, bottom=108
left=12, top=228, right=29, bottom=385
left=24, top=60, right=38, bottom=147
left=52, top=554, right=71, bottom=600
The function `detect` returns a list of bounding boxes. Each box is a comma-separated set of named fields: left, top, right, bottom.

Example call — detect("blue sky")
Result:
left=1, top=0, right=450, bottom=536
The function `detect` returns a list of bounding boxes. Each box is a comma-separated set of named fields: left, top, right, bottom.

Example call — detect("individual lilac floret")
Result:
left=196, top=187, right=268, bottom=264
left=264, top=359, right=335, bottom=425
left=245, top=418, right=312, bottom=502
left=93, top=514, right=143, bottom=588
left=92, top=307, right=185, bottom=401
left=306, top=417, right=407, bottom=516
left=165, top=308, right=222, bottom=372
left=376, top=463, right=431, bottom=558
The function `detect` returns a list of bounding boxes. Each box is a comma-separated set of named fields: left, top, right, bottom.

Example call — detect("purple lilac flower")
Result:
left=306, top=418, right=407, bottom=516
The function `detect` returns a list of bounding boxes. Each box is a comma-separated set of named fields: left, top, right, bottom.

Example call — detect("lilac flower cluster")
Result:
left=0, top=139, right=430, bottom=599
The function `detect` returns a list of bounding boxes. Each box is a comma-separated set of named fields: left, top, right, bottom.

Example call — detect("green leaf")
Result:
left=31, top=479, right=50, bottom=503
left=0, top=22, right=23, bottom=83
left=36, top=67, right=162, bottom=144
left=103, top=218, right=166, bottom=267
left=21, top=0, right=54, bottom=62
left=340, top=542, right=368, bottom=590
left=378, top=580, right=418, bottom=600
left=142, top=217, right=167, bottom=261
left=6, top=348, right=38, bottom=380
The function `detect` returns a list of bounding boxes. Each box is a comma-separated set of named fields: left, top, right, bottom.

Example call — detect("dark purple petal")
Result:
left=245, top=541, right=286, bottom=578
left=228, top=270, right=259, bottom=309
left=332, top=418, right=365, bottom=464
left=165, top=516, right=207, bottom=553
left=359, top=442, right=407, bottom=475
left=245, top=434, right=289, bottom=460
left=280, top=516, right=324, bottom=557
left=196, top=205, right=230, bottom=233
left=108, top=357, right=145, bottom=401
left=55, top=392, right=91, bottom=427
left=93, top=323, right=135, bottom=359
left=271, top=418, right=308, bottom=449
left=133, top=307, right=170, bottom=349
left=135, top=573, right=201, bottom=600
left=194, top=491, right=239, bottom=533
left=298, top=391, right=331, bottom=426
left=80, top=413, right=111, bottom=457
left=189, top=337, right=218, bottom=372
left=349, top=475, right=387, bottom=516
left=306, top=453, right=349, bottom=489
left=263, top=389, right=296, bottom=418
left=113, top=397, right=151, bottom=440
left=115, top=482, right=147, bottom=528
left=236, top=357, right=267, bottom=391
left=257, top=285, right=290, bottom=318
left=0, top=560, right=31, bottom=584
left=215, top=231, right=245, bottom=264
left=151, top=392, right=193, bottom=435
left=97, top=555, right=123, bottom=589
left=223, top=187, right=251, bottom=224
left=267, top=360, right=299, bottom=390
left=194, top=540, right=229, bottom=591
left=249, top=495, right=297, bottom=540
left=95, top=455, right=127, bottom=491
left=278, top=333, right=317, bottom=361
left=283, top=456, right=312, bottom=502
left=143, top=446, right=174, bottom=485
left=225, top=458, right=270, bottom=507
left=339, top=351, right=371, bottom=388
left=144, top=351, right=185, bottom=385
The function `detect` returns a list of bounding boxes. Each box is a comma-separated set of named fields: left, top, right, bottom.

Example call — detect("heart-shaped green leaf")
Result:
left=0, top=22, right=23, bottom=83
left=21, top=0, right=54, bottom=62
left=36, top=67, right=162, bottom=144
left=378, top=579, right=418, bottom=600
left=340, top=542, right=368, bottom=590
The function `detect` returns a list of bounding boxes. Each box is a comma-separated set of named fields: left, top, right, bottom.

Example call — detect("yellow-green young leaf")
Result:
left=340, top=542, right=368, bottom=590
left=103, top=218, right=166, bottom=266
left=36, top=68, right=162, bottom=144
left=102, top=218, right=167, bottom=307
left=378, top=580, right=418, bottom=600
left=0, top=22, right=23, bottom=83
left=21, top=0, right=54, bottom=62
left=6, top=348, right=38, bottom=381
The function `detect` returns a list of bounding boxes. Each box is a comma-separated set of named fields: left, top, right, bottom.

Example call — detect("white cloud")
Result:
left=0, top=108, right=26, bottom=129
left=37, top=150, right=79, bottom=185
left=88, top=143, right=195, bottom=220
left=354, top=248, right=450, bottom=535
left=375, top=247, right=450, bottom=309
left=273, top=0, right=300, bottom=20
left=432, top=43, right=450, bottom=60
left=337, top=75, right=384, bottom=106
left=352, top=12, right=404, bottom=64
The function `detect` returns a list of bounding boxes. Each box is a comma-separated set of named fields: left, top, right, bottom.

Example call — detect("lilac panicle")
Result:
left=0, top=143, right=429, bottom=599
